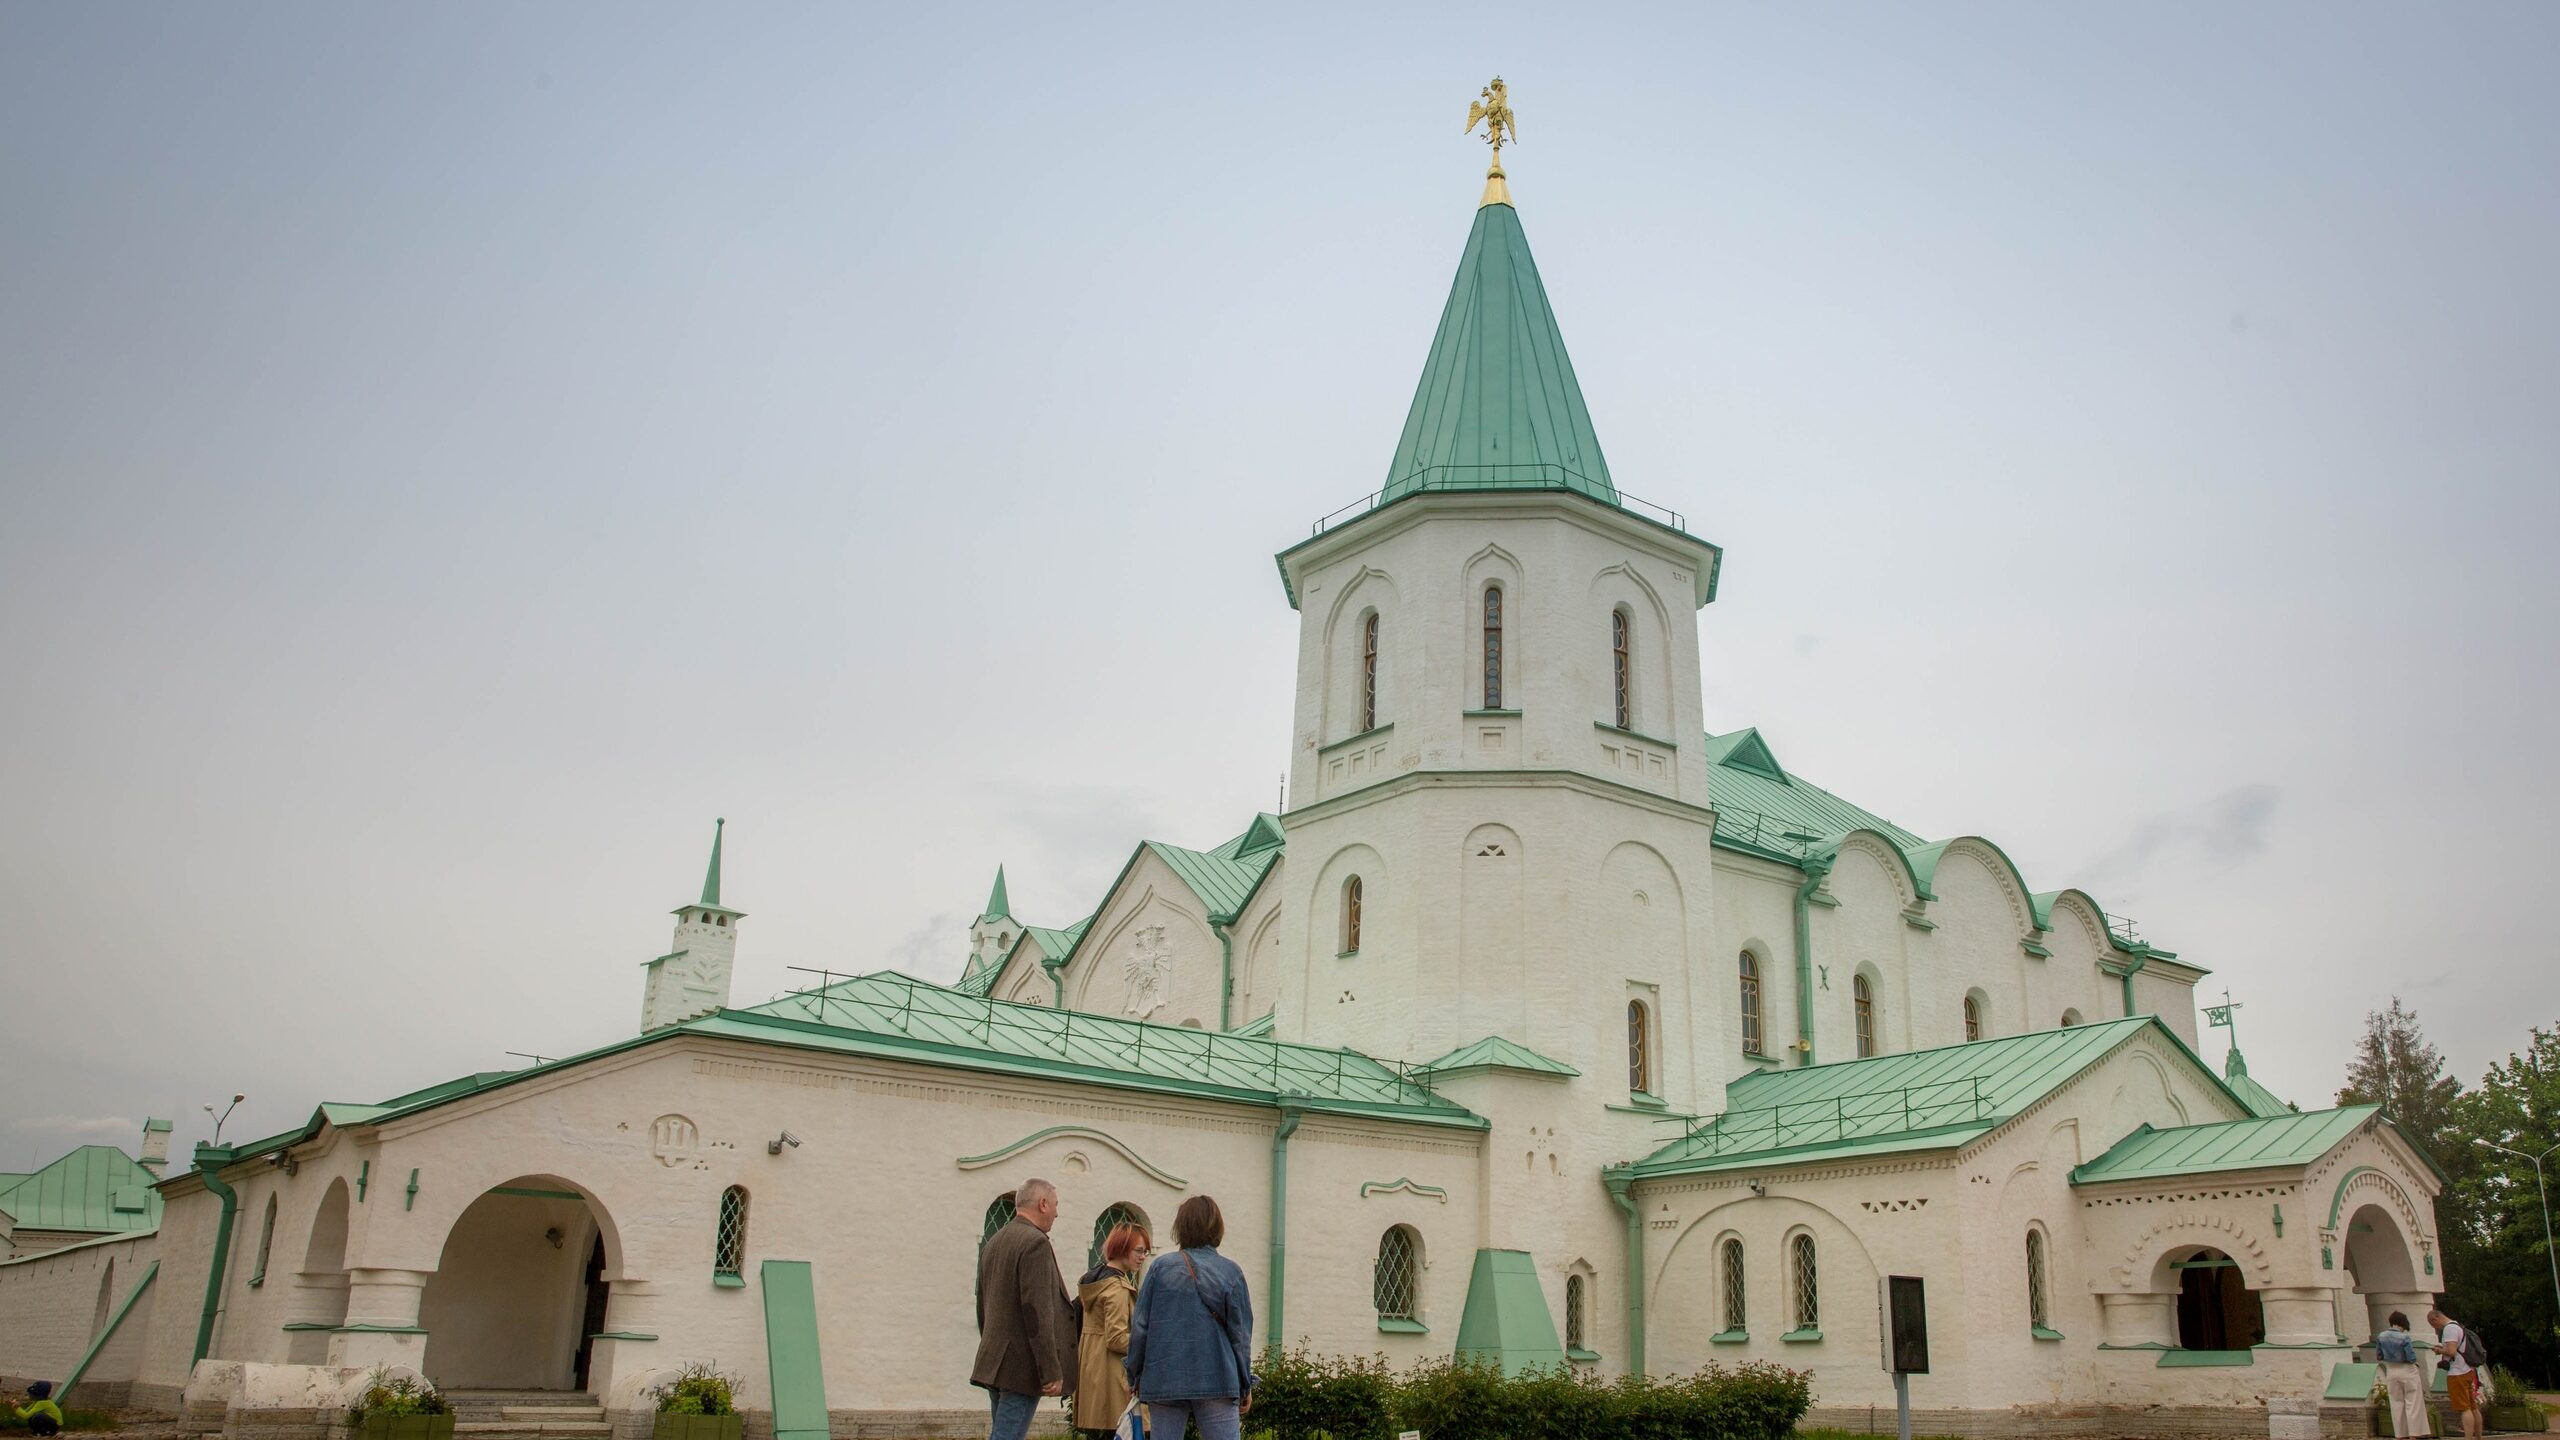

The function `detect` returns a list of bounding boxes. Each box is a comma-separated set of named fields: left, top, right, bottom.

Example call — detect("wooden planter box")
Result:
left=654, top=1413, right=742, bottom=1440
left=357, top=1415, right=454, bottom=1440
left=2371, top=1402, right=2547, bottom=1435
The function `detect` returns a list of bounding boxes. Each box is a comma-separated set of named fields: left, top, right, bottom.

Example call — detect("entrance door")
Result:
left=572, top=1236, right=610, bottom=1391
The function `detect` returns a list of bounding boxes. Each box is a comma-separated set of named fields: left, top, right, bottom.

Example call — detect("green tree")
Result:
left=2336, top=997, right=2463, bottom=1146
left=2446, top=1025, right=2560, bottom=1386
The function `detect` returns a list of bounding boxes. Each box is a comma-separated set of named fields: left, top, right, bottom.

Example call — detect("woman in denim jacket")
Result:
left=2375, top=1311, right=2433, bottom=1437
left=1124, top=1195, right=1255, bottom=1440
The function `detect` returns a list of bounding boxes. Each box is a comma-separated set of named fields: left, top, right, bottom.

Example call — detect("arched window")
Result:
left=1720, top=1238, right=1746, bottom=1333
left=2026, top=1229, right=2051, bottom=1332
left=1627, top=1000, right=1653, bottom=1094
left=2060, top=1008, right=2084, bottom=1029
left=1963, top=993, right=1983, bottom=1043
left=1360, top=612, right=1380, bottom=731
left=1564, top=1273, right=1588, bottom=1353
left=1610, top=609, right=1632, bottom=730
left=2174, top=1248, right=2265, bottom=1350
left=1854, top=975, right=1877, bottom=1057
left=249, top=1193, right=277, bottom=1286
left=979, top=1193, right=1017, bottom=1249
left=1739, top=953, right=1764, bottom=1057
left=1090, top=1202, right=1149, bottom=1268
left=1374, top=1225, right=1421, bottom=1323
left=715, top=1185, right=749, bottom=1278
left=1341, top=876, right=1364, bottom=955
left=1481, top=586, right=1503, bottom=710
left=1790, top=1233, right=1820, bottom=1332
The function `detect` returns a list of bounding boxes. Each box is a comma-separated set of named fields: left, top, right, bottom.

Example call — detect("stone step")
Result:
left=496, top=1409, right=606, bottom=1422
left=452, top=1423, right=611, bottom=1439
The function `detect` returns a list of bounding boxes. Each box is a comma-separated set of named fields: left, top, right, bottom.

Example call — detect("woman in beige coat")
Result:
left=1073, top=1222, right=1151, bottom=1437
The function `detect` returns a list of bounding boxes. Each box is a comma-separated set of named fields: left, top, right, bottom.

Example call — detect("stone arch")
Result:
left=1813, top=831, right=1928, bottom=908
left=1963, top=985, right=1993, bottom=1042
left=1907, top=837, right=2042, bottom=941
left=2325, top=1163, right=2425, bottom=1239
left=286, top=1177, right=353, bottom=1361
left=2342, top=1202, right=2420, bottom=1294
left=1322, top=567, right=1400, bottom=742
left=1463, top=543, right=1526, bottom=709
left=1234, top=901, right=1284, bottom=1020
left=1590, top=563, right=1676, bottom=738
left=1309, top=843, right=1387, bottom=968
left=417, top=1174, right=625, bottom=1392
left=2111, top=1215, right=2275, bottom=1289
left=1654, top=1194, right=1880, bottom=1364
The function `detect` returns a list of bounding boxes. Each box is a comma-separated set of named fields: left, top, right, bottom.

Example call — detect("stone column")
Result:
left=329, top=1267, right=434, bottom=1371
left=588, top=1275, right=663, bottom=1405
left=2367, top=1291, right=2440, bottom=1344
left=284, top=1270, right=350, bottom=1365
left=2260, top=1286, right=2343, bottom=1346
left=2098, top=1291, right=2175, bottom=1347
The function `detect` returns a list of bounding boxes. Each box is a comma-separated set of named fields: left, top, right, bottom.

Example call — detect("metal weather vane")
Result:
left=1465, top=76, right=1518, bottom=204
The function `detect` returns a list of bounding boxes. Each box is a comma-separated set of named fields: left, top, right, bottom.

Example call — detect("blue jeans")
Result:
left=986, top=1389, right=1040, bottom=1440
left=1143, top=1398, right=1241, bottom=1440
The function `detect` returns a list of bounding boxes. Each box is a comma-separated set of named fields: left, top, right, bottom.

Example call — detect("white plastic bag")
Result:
left=1115, top=1403, right=1146, bottom=1440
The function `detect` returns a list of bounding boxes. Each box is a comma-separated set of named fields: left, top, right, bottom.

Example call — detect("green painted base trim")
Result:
left=759, top=1259, right=829, bottom=1440
left=589, top=1331, right=658, bottom=1341
left=492, top=1186, right=585, bottom=1201
left=335, top=1324, right=429, bottom=1335
left=1593, top=721, right=1678, bottom=750
left=1377, top=1317, right=1429, bottom=1334
left=1626, top=1090, right=1666, bottom=1110
left=280, top=1322, right=335, bottom=1332
left=1739, top=1052, right=1782, bottom=1069
left=1462, top=709, right=1522, bottom=718
left=2021, top=941, right=2053, bottom=959
left=1606, top=1102, right=1698, bottom=1120
left=2031, top=1326, right=2066, bottom=1342
left=1565, top=1347, right=1600, bottom=1363
left=2096, top=1342, right=2173, bottom=1351
left=2253, top=1341, right=2352, bottom=1350
left=2157, top=1349, right=2253, bottom=1368
left=713, top=1271, right=747, bottom=1289
left=1902, top=913, right=1937, bottom=932
left=1336, top=950, right=1361, bottom=959
left=1452, top=1248, right=1567, bottom=1376
left=2323, top=1362, right=2378, bottom=1402
left=1781, top=1327, right=1822, bottom=1344
left=1710, top=1329, right=1749, bottom=1345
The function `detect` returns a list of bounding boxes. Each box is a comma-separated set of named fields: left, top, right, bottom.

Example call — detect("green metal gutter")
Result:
left=2116, top=955, right=2148, bottom=1017
left=1791, top=856, right=1832, bottom=1066
left=1213, top=919, right=1235, bottom=1032
left=1603, top=1167, right=1645, bottom=1376
left=61, top=1259, right=158, bottom=1403
left=1265, top=1105, right=1303, bottom=1355
left=190, top=1145, right=239, bottom=1366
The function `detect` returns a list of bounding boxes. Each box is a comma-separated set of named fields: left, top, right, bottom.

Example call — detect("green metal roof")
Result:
left=2072, top=1106, right=2382, bottom=1186
left=1379, top=201, right=1616, bottom=508
left=1632, top=1016, right=2240, bottom=1178
left=1417, top=1035, right=1580, bottom=1079
left=699, top=818, right=726, bottom=908
left=1703, top=728, right=1925, bottom=860
left=0, top=1146, right=163, bottom=1234
left=734, top=972, right=1479, bottom=1127
left=957, top=913, right=1091, bottom=998
left=1145, top=816, right=1286, bottom=922
left=2221, top=1047, right=2296, bottom=1119
left=980, top=865, right=1010, bottom=923
left=1232, top=1010, right=1276, bottom=1038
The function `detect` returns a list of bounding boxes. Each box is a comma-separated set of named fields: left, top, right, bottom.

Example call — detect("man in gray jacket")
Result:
left=973, top=1178, right=1077, bottom=1440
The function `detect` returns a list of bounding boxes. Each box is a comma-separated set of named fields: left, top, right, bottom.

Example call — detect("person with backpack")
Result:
left=2374, top=1312, right=2432, bottom=1437
left=2427, top=1306, right=2487, bottom=1439
left=1124, top=1195, right=1255, bottom=1440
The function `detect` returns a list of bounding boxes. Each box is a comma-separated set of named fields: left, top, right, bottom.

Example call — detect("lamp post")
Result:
left=2476, top=1137, right=2560, bottom=1340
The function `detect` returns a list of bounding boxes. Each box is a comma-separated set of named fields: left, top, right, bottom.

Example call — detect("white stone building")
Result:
left=0, top=165, right=2446, bottom=1439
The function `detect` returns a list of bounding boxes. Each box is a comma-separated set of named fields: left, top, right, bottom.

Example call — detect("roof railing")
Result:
left=1711, top=805, right=1824, bottom=859
left=1309, top=466, right=1687, bottom=536
left=2105, top=911, right=2143, bottom=946
left=1666, top=1075, right=1992, bottom=1159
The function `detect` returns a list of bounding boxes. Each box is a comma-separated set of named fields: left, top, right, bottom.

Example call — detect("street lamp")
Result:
left=2475, top=1137, right=2560, bottom=1341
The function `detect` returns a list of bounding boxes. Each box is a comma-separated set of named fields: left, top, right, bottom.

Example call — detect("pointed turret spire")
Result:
left=981, top=865, right=1011, bottom=923
left=700, top=818, right=725, bottom=908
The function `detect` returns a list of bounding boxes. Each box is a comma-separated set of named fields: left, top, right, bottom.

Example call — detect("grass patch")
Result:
left=0, top=1409, right=116, bottom=1433
left=1793, top=1430, right=1963, bottom=1440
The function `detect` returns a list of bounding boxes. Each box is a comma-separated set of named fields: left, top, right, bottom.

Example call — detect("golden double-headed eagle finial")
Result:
left=1465, top=76, right=1517, bottom=206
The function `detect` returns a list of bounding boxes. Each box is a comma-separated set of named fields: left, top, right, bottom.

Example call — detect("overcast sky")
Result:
left=4, top=2, right=2555, bottom=1168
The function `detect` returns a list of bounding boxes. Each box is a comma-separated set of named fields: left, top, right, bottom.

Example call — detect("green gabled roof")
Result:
left=733, top=972, right=1479, bottom=1128
left=1379, top=200, right=1616, bottom=507
left=0, top=1146, right=162, bottom=1233
left=2072, top=1106, right=2381, bottom=1186
left=1633, top=1016, right=2241, bottom=1178
left=2221, top=1047, right=2296, bottom=1118
left=1232, top=1010, right=1277, bottom=1038
left=1417, top=1035, right=1580, bottom=1079
left=1703, top=728, right=1926, bottom=860
left=1143, top=817, right=1286, bottom=923
left=957, top=914, right=1093, bottom=998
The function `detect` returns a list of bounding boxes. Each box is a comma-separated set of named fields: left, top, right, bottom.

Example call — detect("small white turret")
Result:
left=640, top=819, right=743, bottom=1033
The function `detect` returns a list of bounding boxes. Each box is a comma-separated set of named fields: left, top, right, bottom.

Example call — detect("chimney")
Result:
left=138, top=1117, right=173, bottom=1176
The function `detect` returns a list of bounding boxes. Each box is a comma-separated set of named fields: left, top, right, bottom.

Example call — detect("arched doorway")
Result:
left=2342, top=1202, right=2422, bottom=1347
left=287, top=1179, right=352, bottom=1364
left=2173, top=1248, right=2265, bottom=1352
left=418, top=1178, right=617, bottom=1394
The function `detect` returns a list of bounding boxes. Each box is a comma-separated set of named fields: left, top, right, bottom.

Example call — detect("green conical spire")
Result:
left=981, top=865, right=1010, bottom=922
left=700, top=818, right=725, bottom=908
left=1380, top=199, right=1617, bottom=507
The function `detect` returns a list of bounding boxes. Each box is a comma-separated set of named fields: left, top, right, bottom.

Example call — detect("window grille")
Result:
left=1482, top=586, right=1503, bottom=709
left=715, top=1186, right=749, bottom=1277
left=1565, top=1273, right=1587, bottom=1351
left=1964, top=994, right=1983, bottom=1043
left=1374, top=1226, right=1420, bottom=1321
left=1360, top=613, right=1380, bottom=731
left=1739, top=954, right=1763, bottom=1056
left=1342, top=876, right=1364, bottom=955
left=1854, top=976, right=1876, bottom=1057
left=2027, top=1230, right=2050, bottom=1330
left=980, top=1194, right=1016, bottom=1249
left=1611, top=610, right=1631, bottom=730
left=1090, top=1202, right=1148, bottom=1268
left=1627, top=1000, right=1652, bottom=1094
left=1791, top=1234, right=1820, bottom=1330
left=1720, top=1239, right=1746, bottom=1331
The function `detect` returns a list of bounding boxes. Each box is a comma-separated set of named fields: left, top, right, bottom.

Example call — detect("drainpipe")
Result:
left=1212, top=918, right=1235, bottom=1032
left=2117, top=954, right=2148, bottom=1018
left=190, top=1144, right=240, bottom=1366
left=1265, top=1103, right=1303, bottom=1356
left=1791, top=855, right=1833, bottom=1067
left=1042, top=956, right=1065, bottom=1007
left=1603, top=1167, right=1645, bottom=1377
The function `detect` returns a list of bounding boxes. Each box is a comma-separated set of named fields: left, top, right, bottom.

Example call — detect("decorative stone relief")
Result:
left=648, top=1114, right=700, bottom=1168
left=1123, top=925, right=1172, bottom=1019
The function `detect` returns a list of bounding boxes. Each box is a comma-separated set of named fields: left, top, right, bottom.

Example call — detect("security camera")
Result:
left=768, top=1130, right=802, bottom=1154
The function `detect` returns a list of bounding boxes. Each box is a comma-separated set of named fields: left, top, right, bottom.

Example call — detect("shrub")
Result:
left=346, top=1371, right=448, bottom=1425
left=2489, top=1364, right=2547, bottom=1422
left=1242, top=1352, right=1809, bottom=1440
left=652, top=1364, right=739, bottom=1417
left=1247, top=1347, right=1395, bottom=1440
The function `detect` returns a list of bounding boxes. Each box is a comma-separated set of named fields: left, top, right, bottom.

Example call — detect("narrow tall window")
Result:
left=2027, top=1230, right=2051, bottom=1331
left=1627, top=1000, right=1653, bottom=1094
left=1481, top=586, right=1503, bottom=709
left=715, top=1185, right=749, bottom=1278
left=1341, top=876, right=1364, bottom=955
left=1854, top=975, right=1877, bottom=1057
left=1739, top=953, right=1764, bottom=1057
left=1720, top=1239, right=1746, bottom=1333
left=1791, top=1234, right=1820, bottom=1331
left=1565, top=1273, right=1588, bottom=1352
left=2060, top=1009, right=2083, bottom=1029
left=1963, top=993, right=1983, bottom=1043
left=1360, top=612, right=1380, bottom=731
left=1611, top=610, right=1631, bottom=730
left=979, top=1193, right=1017, bottom=1250
left=1374, top=1226, right=1420, bottom=1322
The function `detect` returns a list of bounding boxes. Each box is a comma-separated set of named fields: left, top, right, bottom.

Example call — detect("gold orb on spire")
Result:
left=1465, top=76, right=1518, bottom=207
